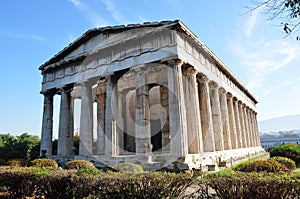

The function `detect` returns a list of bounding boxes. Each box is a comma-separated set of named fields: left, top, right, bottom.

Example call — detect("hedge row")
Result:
left=0, top=167, right=300, bottom=199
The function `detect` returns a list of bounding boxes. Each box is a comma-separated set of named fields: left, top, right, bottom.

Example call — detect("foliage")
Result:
left=234, top=159, right=289, bottom=172
left=0, top=133, right=40, bottom=162
left=198, top=172, right=300, bottom=199
left=0, top=159, right=5, bottom=166
left=112, top=163, right=144, bottom=173
left=249, top=0, right=300, bottom=38
left=65, top=159, right=96, bottom=170
left=270, top=156, right=296, bottom=171
left=6, top=158, right=27, bottom=167
left=268, top=143, right=300, bottom=162
left=30, top=158, right=58, bottom=168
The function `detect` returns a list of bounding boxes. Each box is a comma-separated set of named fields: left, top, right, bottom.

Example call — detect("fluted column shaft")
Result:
left=168, top=60, right=188, bottom=157
left=238, top=102, right=247, bottom=148
left=219, top=88, right=231, bottom=150
left=160, top=86, right=170, bottom=152
left=96, top=81, right=106, bottom=154
left=41, top=92, right=54, bottom=155
left=209, top=82, right=224, bottom=151
left=227, top=94, right=238, bottom=149
left=184, top=67, right=203, bottom=154
left=135, top=68, right=151, bottom=156
left=58, top=87, right=73, bottom=156
left=79, top=82, right=93, bottom=156
left=105, top=75, right=118, bottom=156
left=198, top=75, right=215, bottom=152
left=233, top=99, right=242, bottom=148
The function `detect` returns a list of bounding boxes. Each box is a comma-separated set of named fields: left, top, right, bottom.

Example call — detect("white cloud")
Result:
left=101, top=0, right=126, bottom=24
left=244, top=8, right=261, bottom=37
left=68, top=0, right=108, bottom=27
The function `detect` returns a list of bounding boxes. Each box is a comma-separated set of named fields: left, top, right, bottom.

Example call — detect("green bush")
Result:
left=30, top=158, right=58, bottom=168
left=270, top=156, right=296, bottom=171
left=112, top=163, right=144, bottom=173
left=234, top=159, right=289, bottom=173
left=65, top=160, right=96, bottom=170
left=268, top=144, right=300, bottom=162
left=199, top=172, right=300, bottom=199
left=0, top=167, right=38, bottom=198
left=0, top=159, right=6, bottom=166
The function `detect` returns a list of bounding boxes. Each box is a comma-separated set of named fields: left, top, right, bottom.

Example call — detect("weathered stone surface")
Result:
left=39, top=20, right=263, bottom=170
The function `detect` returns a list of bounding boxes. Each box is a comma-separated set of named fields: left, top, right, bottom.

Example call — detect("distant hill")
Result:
left=259, top=115, right=300, bottom=133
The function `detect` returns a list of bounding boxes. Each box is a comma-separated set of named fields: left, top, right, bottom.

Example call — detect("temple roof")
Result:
left=39, top=20, right=257, bottom=104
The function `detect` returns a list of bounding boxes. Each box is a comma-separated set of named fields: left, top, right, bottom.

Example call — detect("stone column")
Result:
left=219, top=88, right=231, bottom=150
left=253, top=112, right=260, bottom=146
left=198, top=74, right=215, bottom=152
left=135, top=68, right=151, bottom=156
left=209, top=81, right=224, bottom=151
left=233, top=98, right=242, bottom=148
left=96, top=81, right=106, bottom=155
left=168, top=60, right=188, bottom=157
left=160, top=85, right=170, bottom=152
left=58, top=86, right=73, bottom=156
left=243, top=105, right=251, bottom=148
left=105, top=75, right=118, bottom=156
left=117, top=90, right=128, bottom=154
left=40, top=91, right=54, bottom=155
left=238, top=102, right=246, bottom=148
left=246, top=108, right=254, bottom=147
left=183, top=67, right=203, bottom=154
left=79, top=81, right=93, bottom=156
left=227, top=93, right=238, bottom=149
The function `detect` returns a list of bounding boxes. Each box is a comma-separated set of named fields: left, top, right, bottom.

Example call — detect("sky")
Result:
left=0, top=0, right=299, bottom=137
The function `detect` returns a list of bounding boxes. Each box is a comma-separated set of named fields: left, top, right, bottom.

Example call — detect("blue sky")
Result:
left=0, top=0, right=299, bottom=137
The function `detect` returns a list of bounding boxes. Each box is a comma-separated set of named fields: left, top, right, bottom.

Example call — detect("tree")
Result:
left=249, top=0, right=300, bottom=39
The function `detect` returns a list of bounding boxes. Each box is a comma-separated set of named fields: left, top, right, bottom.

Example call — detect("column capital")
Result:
left=166, top=59, right=185, bottom=67
left=208, top=81, right=218, bottom=89
left=197, top=73, right=209, bottom=83
left=226, top=92, right=233, bottom=98
left=182, top=66, right=197, bottom=76
left=40, top=89, right=57, bottom=96
left=218, top=87, right=226, bottom=94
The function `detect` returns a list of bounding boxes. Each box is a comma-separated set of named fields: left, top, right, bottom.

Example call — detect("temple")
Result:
left=39, top=20, right=264, bottom=170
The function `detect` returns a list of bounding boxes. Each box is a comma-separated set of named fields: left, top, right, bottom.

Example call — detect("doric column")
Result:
left=105, top=75, right=118, bottom=156
left=198, top=74, right=215, bottom=152
left=167, top=60, right=188, bottom=157
left=238, top=102, right=246, bottom=148
left=183, top=67, right=203, bottom=154
left=253, top=112, right=260, bottom=146
left=135, top=68, right=151, bottom=156
left=243, top=105, right=251, bottom=148
left=160, top=85, right=170, bottom=152
left=96, top=81, right=106, bottom=154
left=58, top=86, right=73, bottom=156
left=79, top=81, right=93, bottom=156
left=40, top=91, right=55, bottom=155
left=233, top=98, right=242, bottom=148
left=209, top=81, right=224, bottom=151
left=246, top=108, right=254, bottom=147
left=219, top=88, right=231, bottom=150
left=227, top=93, right=238, bottom=149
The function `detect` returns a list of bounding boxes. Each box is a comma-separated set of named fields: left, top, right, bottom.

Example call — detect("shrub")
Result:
left=200, top=172, right=300, bottom=199
left=65, top=159, right=95, bottom=169
left=6, top=158, right=27, bottom=167
left=268, top=144, right=300, bottom=162
left=30, top=158, right=58, bottom=168
left=270, top=156, right=296, bottom=171
left=112, top=163, right=144, bottom=173
left=0, top=167, right=38, bottom=198
left=234, top=159, right=289, bottom=173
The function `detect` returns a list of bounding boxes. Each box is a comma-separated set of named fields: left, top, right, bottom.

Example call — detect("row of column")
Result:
left=167, top=60, right=260, bottom=157
left=41, top=59, right=260, bottom=157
